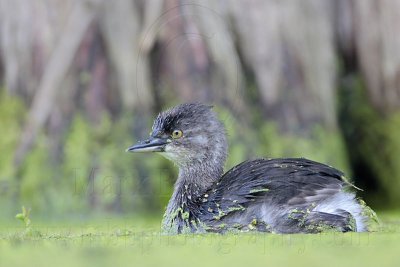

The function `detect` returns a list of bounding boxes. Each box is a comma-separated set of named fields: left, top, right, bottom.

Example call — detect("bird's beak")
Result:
left=126, top=137, right=170, bottom=153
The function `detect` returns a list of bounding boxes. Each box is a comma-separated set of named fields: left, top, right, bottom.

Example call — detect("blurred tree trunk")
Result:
left=13, top=0, right=97, bottom=167
left=154, top=0, right=246, bottom=114
left=354, top=0, right=400, bottom=112
left=231, top=0, right=337, bottom=133
left=0, top=0, right=74, bottom=99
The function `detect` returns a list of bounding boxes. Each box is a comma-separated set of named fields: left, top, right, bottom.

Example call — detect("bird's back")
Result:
left=197, top=158, right=374, bottom=233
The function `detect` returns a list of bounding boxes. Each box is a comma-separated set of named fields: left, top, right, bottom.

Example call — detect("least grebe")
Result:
left=127, top=103, right=376, bottom=234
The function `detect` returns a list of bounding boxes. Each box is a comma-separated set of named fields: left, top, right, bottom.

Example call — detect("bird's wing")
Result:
left=200, top=158, right=351, bottom=221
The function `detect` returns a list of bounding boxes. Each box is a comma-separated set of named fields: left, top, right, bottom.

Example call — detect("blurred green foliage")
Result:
left=0, top=91, right=25, bottom=180
left=339, top=78, right=400, bottom=208
left=257, top=123, right=350, bottom=174
left=218, top=106, right=350, bottom=174
left=0, top=91, right=26, bottom=216
left=0, top=92, right=173, bottom=220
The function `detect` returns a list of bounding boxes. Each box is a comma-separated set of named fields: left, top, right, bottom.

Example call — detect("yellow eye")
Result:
left=171, top=129, right=183, bottom=139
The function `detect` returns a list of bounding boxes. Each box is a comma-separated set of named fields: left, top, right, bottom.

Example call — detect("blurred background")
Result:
left=0, top=0, right=399, bottom=221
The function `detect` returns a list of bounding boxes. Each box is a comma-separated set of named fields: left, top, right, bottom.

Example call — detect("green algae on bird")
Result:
left=249, top=188, right=269, bottom=194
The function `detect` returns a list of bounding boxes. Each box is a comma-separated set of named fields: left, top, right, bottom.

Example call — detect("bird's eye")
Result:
left=171, top=129, right=183, bottom=139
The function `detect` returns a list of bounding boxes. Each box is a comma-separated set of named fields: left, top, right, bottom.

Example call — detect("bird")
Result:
left=126, top=103, right=376, bottom=234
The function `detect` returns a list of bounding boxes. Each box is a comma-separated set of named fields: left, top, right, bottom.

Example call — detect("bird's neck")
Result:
left=179, top=161, right=223, bottom=188
left=172, top=162, right=223, bottom=207
left=162, top=162, right=223, bottom=233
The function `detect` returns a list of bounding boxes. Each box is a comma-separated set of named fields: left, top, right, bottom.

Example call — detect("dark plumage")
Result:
left=127, top=103, right=376, bottom=234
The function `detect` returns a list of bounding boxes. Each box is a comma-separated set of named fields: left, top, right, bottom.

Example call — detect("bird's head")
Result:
left=126, top=103, right=227, bottom=171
